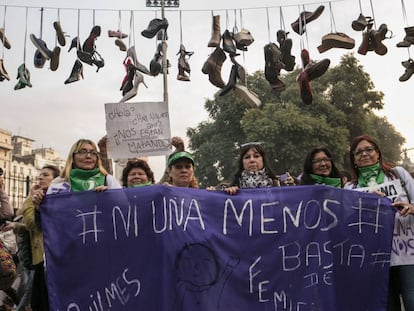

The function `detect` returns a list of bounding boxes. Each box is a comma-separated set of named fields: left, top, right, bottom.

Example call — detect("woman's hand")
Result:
left=32, top=189, right=45, bottom=210
left=94, top=185, right=108, bottom=192
left=371, top=190, right=386, bottom=197
left=223, top=186, right=239, bottom=195
left=392, top=202, right=413, bottom=217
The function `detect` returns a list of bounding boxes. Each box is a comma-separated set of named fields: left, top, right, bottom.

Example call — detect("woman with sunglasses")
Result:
left=344, top=134, right=414, bottom=311
left=300, top=146, right=343, bottom=187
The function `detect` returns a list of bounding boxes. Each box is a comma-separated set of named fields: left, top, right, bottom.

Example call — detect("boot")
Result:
left=120, top=71, right=148, bottom=102
left=208, top=15, right=221, bottom=47
left=219, top=64, right=238, bottom=96
left=30, top=34, right=53, bottom=60
left=222, top=30, right=236, bottom=54
left=0, top=59, right=10, bottom=81
left=351, top=14, right=373, bottom=31
left=291, top=5, right=325, bottom=35
left=230, top=54, right=246, bottom=84
left=201, top=47, right=226, bottom=88
left=64, top=60, right=84, bottom=84
left=126, top=46, right=151, bottom=75
left=0, top=28, right=11, bottom=49
left=372, top=24, right=389, bottom=55
left=399, top=59, right=414, bottom=82
left=141, top=18, right=169, bottom=39
left=396, top=26, right=414, bottom=48
left=233, top=84, right=262, bottom=108
left=357, top=31, right=371, bottom=55
left=264, top=43, right=285, bottom=87
left=280, top=37, right=296, bottom=71
left=297, top=71, right=312, bottom=105
left=53, top=21, right=66, bottom=46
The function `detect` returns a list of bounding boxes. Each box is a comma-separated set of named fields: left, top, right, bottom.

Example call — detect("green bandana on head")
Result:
left=357, top=162, right=385, bottom=187
left=309, top=174, right=342, bottom=188
left=70, top=168, right=105, bottom=192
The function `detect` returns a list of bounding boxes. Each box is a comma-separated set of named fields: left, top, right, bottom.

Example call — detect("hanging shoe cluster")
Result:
left=119, top=46, right=149, bottom=102
left=296, top=49, right=330, bottom=105
left=14, top=63, right=32, bottom=90
left=353, top=14, right=392, bottom=56
left=203, top=15, right=260, bottom=108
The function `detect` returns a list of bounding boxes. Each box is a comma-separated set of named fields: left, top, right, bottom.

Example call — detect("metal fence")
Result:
left=3, top=172, right=33, bottom=210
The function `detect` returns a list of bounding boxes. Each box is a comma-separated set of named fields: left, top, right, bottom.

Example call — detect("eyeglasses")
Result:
left=353, top=146, right=376, bottom=157
left=312, top=157, right=331, bottom=165
left=240, top=141, right=263, bottom=148
left=73, top=149, right=99, bottom=157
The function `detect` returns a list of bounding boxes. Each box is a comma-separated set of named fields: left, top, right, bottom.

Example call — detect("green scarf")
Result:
left=357, top=163, right=385, bottom=187
left=130, top=181, right=152, bottom=188
left=70, top=168, right=105, bottom=192
left=309, top=174, right=342, bottom=188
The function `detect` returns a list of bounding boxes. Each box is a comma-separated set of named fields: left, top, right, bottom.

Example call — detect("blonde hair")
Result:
left=61, top=139, right=108, bottom=180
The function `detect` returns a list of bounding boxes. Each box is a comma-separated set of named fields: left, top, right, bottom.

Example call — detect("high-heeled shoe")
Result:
left=141, top=18, right=169, bottom=39
left=201, top=47, right=226, bottom=88
left=68, top=37, right=80, bottom=52
left=0, top=59, right=10, bottom=81
left=177, top=44, right=193, bottom=80
left=230, top=54, right=246, bottom=84
left=219, top=64, right=238, bottom=96
left=222, top=30, right=236, bottom=54
left=126, top=46, right=151, bottom=75
left=64, top=60, right=84, bottom=84
left=120, top=71, right=148, bottom=102
left=150, top=43, right=163, bottom=76
left=82, top=25, right=101, bottom=53
left=122, top=64, right=136, bottom=95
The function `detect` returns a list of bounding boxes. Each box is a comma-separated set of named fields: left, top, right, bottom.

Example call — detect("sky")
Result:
left=1, top=0, right=414, bottom=180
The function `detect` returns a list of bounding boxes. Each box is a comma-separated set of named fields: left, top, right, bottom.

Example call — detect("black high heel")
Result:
left=64, top=60, right=84, bottom=84
left=68, top=37, right=79, bottom=52
left=219, top=64, right=238, bottom=96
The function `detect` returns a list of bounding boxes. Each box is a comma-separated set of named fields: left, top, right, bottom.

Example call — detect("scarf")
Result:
left=309, top=174, right=342, bottom=188
left=70, top=168, right=105, bottom=192
left=357, top=163, right=385, bottom=187
left=239, top=168, right=274, bottom=188
left=130, top=182, right=152, bottom=188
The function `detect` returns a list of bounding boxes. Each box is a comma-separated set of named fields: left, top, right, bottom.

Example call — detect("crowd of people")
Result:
left=0, top=134, right=412, bottom=310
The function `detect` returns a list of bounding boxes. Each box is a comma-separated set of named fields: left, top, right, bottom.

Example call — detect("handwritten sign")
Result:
left=42, top=185, right=395, bottom=311
left=104, top=101, right=171, bottom=158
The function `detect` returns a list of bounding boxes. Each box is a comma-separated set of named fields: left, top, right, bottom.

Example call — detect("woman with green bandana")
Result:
left=300, top=146, right=343, bottom=187
left=344, top=134, right=414, bottom=311
left=121, top=159, right=155, bottom=187
left=38, top=139, right=122, bottom=196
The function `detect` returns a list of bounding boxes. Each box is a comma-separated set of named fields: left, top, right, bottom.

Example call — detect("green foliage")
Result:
left=188, top=53, right=405, bottom=187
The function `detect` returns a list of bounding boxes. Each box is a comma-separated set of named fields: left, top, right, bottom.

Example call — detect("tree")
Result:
left=188, top=53, right=405, bottom=187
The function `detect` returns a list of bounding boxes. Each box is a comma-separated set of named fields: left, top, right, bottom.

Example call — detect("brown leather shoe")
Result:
left=202, top=47, right=226, bottom=88
left=53, top=21, right=66, bottom=46
left=291, top=5, right=325, bottom=35
left=208, top=15, right=221, bottom=47
left=0, top=28, right=11, bottom=49
left=233, top=84, right=262, bottom=108
left=372, top=24, right=389, bottom=55
left=317, top=32, right=355, bottom=53
left=297, top=71, right=312, bottom=105
left=399, top=59, right=414, bottom=82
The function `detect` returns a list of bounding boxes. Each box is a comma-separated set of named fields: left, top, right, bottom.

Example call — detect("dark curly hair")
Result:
left=121, top=159, right=155, bottom=187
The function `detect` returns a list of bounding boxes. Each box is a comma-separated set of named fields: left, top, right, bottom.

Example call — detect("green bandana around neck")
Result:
left=131, top=181, right=152, bottom=188
left=70, top=168, right=105, bottom=192
left=357, top=162, right=385, bottom=187
left=309, top=174, right=342, bottom=188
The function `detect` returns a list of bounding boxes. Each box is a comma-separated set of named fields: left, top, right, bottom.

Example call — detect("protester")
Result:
left=344, top=134, right=414, bottom=311
left=158, top=136, right=186, bottom=185
left=300, top=146, right=343, bottom=187
left=42, top=138, right=122, bottom=195
left=164, top=151, right=198, bottom=188
left=121, top=159, right=155, bottom=187
left=23, top=165, right=60, bottom=311
left=221, top=142, right=289, bottom=195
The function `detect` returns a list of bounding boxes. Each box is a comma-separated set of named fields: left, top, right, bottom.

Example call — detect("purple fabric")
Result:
left=42, top=185, right=394, bottom=311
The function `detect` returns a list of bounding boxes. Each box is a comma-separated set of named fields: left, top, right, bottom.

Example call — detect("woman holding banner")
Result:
left=121, top=159, right=155, bottom=187
left=344, top=134, right=414, bottom=311
left=300, top=146, right=343, bottom=187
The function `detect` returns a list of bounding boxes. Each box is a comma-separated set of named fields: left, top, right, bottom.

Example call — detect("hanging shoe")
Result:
left=219, top=64, right=238, bottom=96
left=122, top=64, right=136, bottom=95
left=372, top=24, right=391, bottom=55
left=233, top=84, right=262, bottom=108
left=77, top=50, right=93, bottom=65
left=16, top=63, right=32, bottom=87
left=68, top=37, right=80, bottom=52
left=150, top=43, right=163, bottom=76
left=91, top=50, right=105, bottom=72
left=264, top=43, right=285, bottom=86
left=177, top=67, right=190, bottom=81
left=30, top=34, right=53, bottom=60
left=351, top=14, right=373, bottom=32
left=34, top=49, right=46, bottom=68
left=82, top=25, right=101, bottom=53
left=317, top=32, right=355, bottom=53
left=141, top=18, right=169, bottom=39
left=0, top=28, right=11, bottom=49
left=108, top=30, right=128, bottom=38
left=305, top=58, right=330, bottom=81
left=397, top=26, right=414, bottom=47
left=222, top=30, right=237, bottom=54
left=177, top=44, right=193, bottom=74
left=120, top=71, right=148, bottom=102
left=53, top=21, right=66, bottom=46
left=208, top=15, right=221, bottom=47
left=0, top=59, right=10, bottom=81
left=201, top=47, right=226, bottom=88
left=126, top=46, right=151, bottom=75
left=357, top=30, right=371, bottom=55
left=230, top=54, right=246, bottom=84
left=50, top=46, right=61, bottom=71
left=233, top=28, right=254, bottom=51
left=64, top=60, right=84, bottom=84
left=291, top=5, right=325, bottom=35
left=297, top=71, right=312, bottom=105
left=280, top=38, right=296, bottom=71
left=399, top=59, right=414, bottom=82
left=115, top=39, right=127, bottom=51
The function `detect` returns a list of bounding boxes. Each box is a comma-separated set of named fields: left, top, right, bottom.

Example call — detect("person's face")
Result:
left=73, top=143, right=98, bottom=170
left=169, top=159, right=194, bottom=187
left=127, top=167, right=149, bottom=187
left=242, top=148, right=264, bottom=172
left=38, top=168, right=56, bottom=190
left=353, top=140, right=379, bottom=168
left=311, top=151, right=332, bottom=176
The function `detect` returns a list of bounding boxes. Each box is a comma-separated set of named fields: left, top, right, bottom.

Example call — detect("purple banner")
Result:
left=41, top=185, right=394, bottom=311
